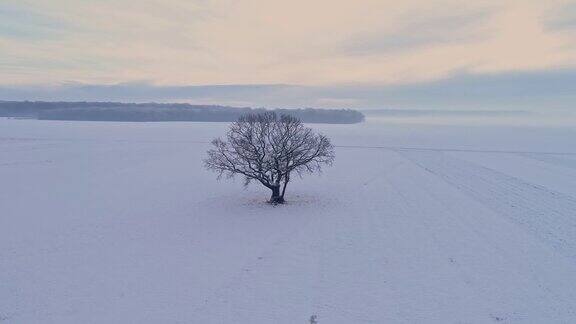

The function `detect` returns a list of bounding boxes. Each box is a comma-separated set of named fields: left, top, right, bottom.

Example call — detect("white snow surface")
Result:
left=2, top=118, right=576, bottom=323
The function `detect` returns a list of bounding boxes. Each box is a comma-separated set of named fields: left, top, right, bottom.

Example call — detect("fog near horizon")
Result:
left=2, top=68, right=576, bottom=112
left=362, top=109, right=576, bottom=127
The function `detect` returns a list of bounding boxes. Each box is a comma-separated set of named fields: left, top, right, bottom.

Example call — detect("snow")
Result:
left=2, top=117, right=576, bottom=323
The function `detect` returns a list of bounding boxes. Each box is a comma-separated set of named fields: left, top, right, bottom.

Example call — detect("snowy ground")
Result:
left=2, top=117, right=576, bottom=323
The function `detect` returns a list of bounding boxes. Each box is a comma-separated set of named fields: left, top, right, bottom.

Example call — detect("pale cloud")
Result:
left=0, top=3, right=70, bottom=40
left=2, top=69, right=575, bottom=110
left=546, top=2, right=576, bottom=30
left=342, top=6, right=492, bottom=55
left=1, top=0, right=576, bottom=86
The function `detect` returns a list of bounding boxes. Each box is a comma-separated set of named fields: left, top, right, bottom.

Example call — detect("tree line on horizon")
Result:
left=0, top=101, right=364, bottom=124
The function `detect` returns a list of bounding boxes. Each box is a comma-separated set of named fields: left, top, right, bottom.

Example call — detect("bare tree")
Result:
left=204, top=112, right=335, bottom=204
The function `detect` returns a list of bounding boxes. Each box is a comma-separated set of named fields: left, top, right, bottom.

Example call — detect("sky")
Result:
left=1, top=0, right=576, bottom=109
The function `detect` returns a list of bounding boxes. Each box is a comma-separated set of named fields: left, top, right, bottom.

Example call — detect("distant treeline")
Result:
left=0, top=101, right=364, bottom=124
left=362, top=109, right=530, bottom=117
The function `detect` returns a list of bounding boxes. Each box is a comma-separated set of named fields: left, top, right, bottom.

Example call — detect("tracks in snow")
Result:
left=194, top=148, right=576, bottom=322
left=399, top=150, right=576, bottom=259
left=520, top=153, right=576, bottom=171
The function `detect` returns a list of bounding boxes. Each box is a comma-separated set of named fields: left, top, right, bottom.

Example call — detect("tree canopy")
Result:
left=204, top=112, right=335, bottom=203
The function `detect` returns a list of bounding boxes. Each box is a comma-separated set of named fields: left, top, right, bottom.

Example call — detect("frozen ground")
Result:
left=2, top=117, right=576, bottom=323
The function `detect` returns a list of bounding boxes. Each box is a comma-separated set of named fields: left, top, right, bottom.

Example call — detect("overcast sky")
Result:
left=1, top=0, right=576, bottom=108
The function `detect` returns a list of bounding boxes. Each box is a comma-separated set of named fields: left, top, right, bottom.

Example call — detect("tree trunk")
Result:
left=280, top=171, right=290, bottom=201
left=281, top=179, right=289, bottom=200
left=269, top=185, right=284, bottom=204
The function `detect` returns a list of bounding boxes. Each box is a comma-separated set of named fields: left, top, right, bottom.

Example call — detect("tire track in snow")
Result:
left=398, top=150, right=576, bottom=259
left=191, top=200, right=334, bottom=323
left=336, top=145, right=576, bottom=156
left=392, top=151, right=576, bottom=321
left=310, top=150, right=496, bottom=322
left=519, top=153, right=576, bottom=171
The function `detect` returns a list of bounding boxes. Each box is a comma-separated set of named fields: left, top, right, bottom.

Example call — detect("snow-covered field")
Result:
left=2, top=117, right=576, bottom=323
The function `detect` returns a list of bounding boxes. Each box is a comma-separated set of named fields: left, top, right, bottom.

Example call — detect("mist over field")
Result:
left=363, top=108, right=576, bottom=127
